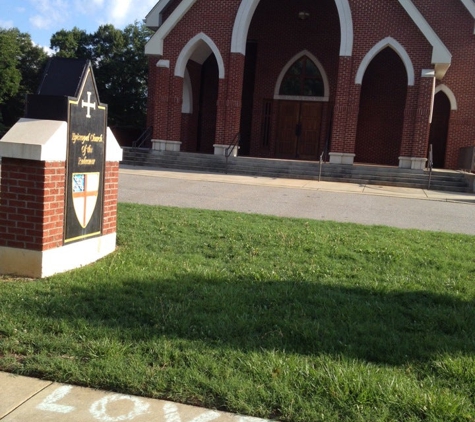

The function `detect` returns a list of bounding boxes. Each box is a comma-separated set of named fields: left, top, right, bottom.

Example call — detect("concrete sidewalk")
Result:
left=120, top=166, right=475, bottom=204
left=0, top=372, right=270, bottom=422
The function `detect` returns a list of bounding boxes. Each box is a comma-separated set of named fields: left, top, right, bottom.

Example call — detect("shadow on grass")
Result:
left=20, top=274, right=475, bottom=366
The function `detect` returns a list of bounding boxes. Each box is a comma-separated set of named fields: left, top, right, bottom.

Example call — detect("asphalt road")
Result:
left=118, top=168, right=475, bottom=236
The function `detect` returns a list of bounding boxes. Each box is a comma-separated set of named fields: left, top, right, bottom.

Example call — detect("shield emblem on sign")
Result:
left=72, top=173, right=100, bottom=228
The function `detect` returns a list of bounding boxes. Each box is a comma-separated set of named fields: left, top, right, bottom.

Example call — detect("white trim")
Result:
left=355, top=37, right=415, bottom=86
left=0, top=119, right=122, bottom=163
left=145, top=0, right=198, bottom=56
left=274, top=95, right=329, bottom=102
left=106, top=128, right=123, bottom=162
left=152, top=139, right=182, bottom=152
left=0, top=233, right=117, bottom=278
left=421, top=69, right=435, bottom=78
left=334, top=0, right=354, bottom=56
left=435, top=84, right=458, bottom=111
left=329, top=152, right=355, bottom=165
left=145, top=0, right=174, bottom=29
left=398, top=0, right=451, bottom=79
left=0, top=118, right=67, bottom=161
left=175, top=32, right=225, bottom=79
left=157, top=59, right=170, bottom=68
left=460, top=0, right=475, bottom=33
left=231, top=0, right=354, bottom=56
left=182, top=68, right=193, bottom=113
left=273, top=50, right=330, bottom=100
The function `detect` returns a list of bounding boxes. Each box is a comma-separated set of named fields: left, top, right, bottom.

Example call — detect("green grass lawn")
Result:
left=1, top=203, right=474, bottom=421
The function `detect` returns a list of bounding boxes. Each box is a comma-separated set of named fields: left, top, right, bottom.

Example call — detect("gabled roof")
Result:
left=145, top=0, right=453, bottom=80
left=460, top=0, right=475, bottom=32
left=398, top=0, right=451, bottom=79
left=146, top=0, right=197, bottom=56
left=145, top=0, right=176, bottom=31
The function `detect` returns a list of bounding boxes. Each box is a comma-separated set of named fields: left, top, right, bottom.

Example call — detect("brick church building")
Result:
left=144, top=0, right=475, bottom=170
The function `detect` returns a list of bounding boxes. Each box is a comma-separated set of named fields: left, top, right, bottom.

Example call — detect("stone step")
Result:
left=121, top=148, right=469, bottom=192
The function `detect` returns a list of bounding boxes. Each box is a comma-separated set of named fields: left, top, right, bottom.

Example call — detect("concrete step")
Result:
left=121, top=148, right=470, bottom=193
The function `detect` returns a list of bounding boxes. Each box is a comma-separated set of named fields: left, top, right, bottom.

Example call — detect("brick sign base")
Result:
left=0, top=119, right=122, bottom=278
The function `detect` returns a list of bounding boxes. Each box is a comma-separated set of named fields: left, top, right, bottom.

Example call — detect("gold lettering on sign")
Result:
left=72, top=132, right=103, bottom=166
left=72, top=133, right=104, bottom=144
left=78, top=158, right=96, bottom=165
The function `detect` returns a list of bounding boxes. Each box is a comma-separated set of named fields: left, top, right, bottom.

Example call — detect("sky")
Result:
left=0, top=0, right=159, bottom=52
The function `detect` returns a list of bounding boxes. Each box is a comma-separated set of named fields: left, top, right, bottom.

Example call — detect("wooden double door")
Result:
left=276, top=101, right=323, bottom=160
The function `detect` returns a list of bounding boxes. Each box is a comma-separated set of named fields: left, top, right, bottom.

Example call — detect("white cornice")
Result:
left=460, top=0, right=475, bottom=33
left=398, top=0, right=451, bottom=79
left=145, top=0, right=198, bottom=56
left=145, top=0, right=173, bottom=30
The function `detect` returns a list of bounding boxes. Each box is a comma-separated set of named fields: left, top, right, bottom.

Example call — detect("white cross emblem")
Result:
left=81, top=91, right=96, bottom=118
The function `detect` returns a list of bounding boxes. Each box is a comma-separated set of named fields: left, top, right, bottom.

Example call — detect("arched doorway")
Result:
left=196, top=55, right=219, bottom=153
left=241, top=0, right=341, bottom=159
left=275, top=54, right=327, bottom=159
left=175, top=33, right=224, bottom=154
left=428, top=91, right=451, bottom=168
left=355, top=48, right=408, bottom=166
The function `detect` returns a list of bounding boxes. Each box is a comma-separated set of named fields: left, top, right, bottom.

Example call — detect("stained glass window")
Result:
left=279, top=56, right=324, bottom=97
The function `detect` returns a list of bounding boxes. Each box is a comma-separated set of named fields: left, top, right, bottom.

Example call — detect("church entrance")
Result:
left=273, top=53, right=327, bottom=160
left=355, top=48, right=408, bottom=166
left=276, top=101, right=322, bottom=160
left=428, top=91, right=451, bottom=168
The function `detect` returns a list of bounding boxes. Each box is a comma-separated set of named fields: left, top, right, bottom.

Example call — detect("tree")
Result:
left=0, top=30, right=21, bottom=104
left=50, top=27, right=92, bottom=59
left=50, top=22, right=152, bottom=131
left=0, top=29, right=48, bottom=137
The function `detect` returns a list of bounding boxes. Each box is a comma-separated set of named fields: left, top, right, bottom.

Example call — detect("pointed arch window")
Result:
left=279, top=56, right=324, bottom=97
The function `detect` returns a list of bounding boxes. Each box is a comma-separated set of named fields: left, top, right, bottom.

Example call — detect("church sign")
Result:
left=64, top=66, right=107, bottom=244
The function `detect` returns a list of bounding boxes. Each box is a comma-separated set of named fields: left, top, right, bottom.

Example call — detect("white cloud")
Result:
left=28, top=0, right=70, bottom=29
left=0, top=20, right=14, bottom=29
left=32, top=41, right=55, bottom=56
left=104, top=0, right=158, bottom=27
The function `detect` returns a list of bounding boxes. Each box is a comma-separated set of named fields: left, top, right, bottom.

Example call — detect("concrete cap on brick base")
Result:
left=0, top=118, right=67, bottom=162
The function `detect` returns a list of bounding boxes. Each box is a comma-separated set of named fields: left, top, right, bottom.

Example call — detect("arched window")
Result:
left=279, top=56, right=324, bottom=97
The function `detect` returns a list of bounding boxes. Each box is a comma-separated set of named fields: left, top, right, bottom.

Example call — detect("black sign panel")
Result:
left=64, top=67, right=107, bottom=244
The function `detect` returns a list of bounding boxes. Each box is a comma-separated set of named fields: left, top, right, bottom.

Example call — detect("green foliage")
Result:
left=50, top=22, right=152, bottom=129
left=0, top=29, right=21, bottom=104
left=1, top=205, right=475, bottom=422
left=50, top=27, right=92, bottom=59
left=0, top=28, right=48, bottom=134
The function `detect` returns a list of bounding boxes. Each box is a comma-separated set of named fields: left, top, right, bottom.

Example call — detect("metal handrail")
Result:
left=133, top=126, right=153, bottom=148
left=427, top=144, right=433, bottom=190
left=318, top=152, right=324, bottom=182
left=225, top=133, right=240, bottom=174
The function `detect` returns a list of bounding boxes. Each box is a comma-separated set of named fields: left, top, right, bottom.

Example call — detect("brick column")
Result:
left=214, top=53, right=245, bottom=156
left=412, top=76, right=435, bottom=158
left=152, top=61, right=172, bottom=141
left=329, top=56, right=357, bottom=165
left=0, top=159, right=65, bottom=252
left=102, top=162, right=120, bottom=235
left=399, top=73, right=434, bottom=169
left=167, top=75, right=184, bottom=142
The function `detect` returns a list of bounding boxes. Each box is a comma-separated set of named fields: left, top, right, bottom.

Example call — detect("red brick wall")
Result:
left=0, top=159, right=65, bottom=252
left=0, top=159, right=119, bottom=252
left=102, top=162, right=119, bottom=235
left=413, top=0, right=475, bottom=169
left=148, top=0, right=475, bottom=168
